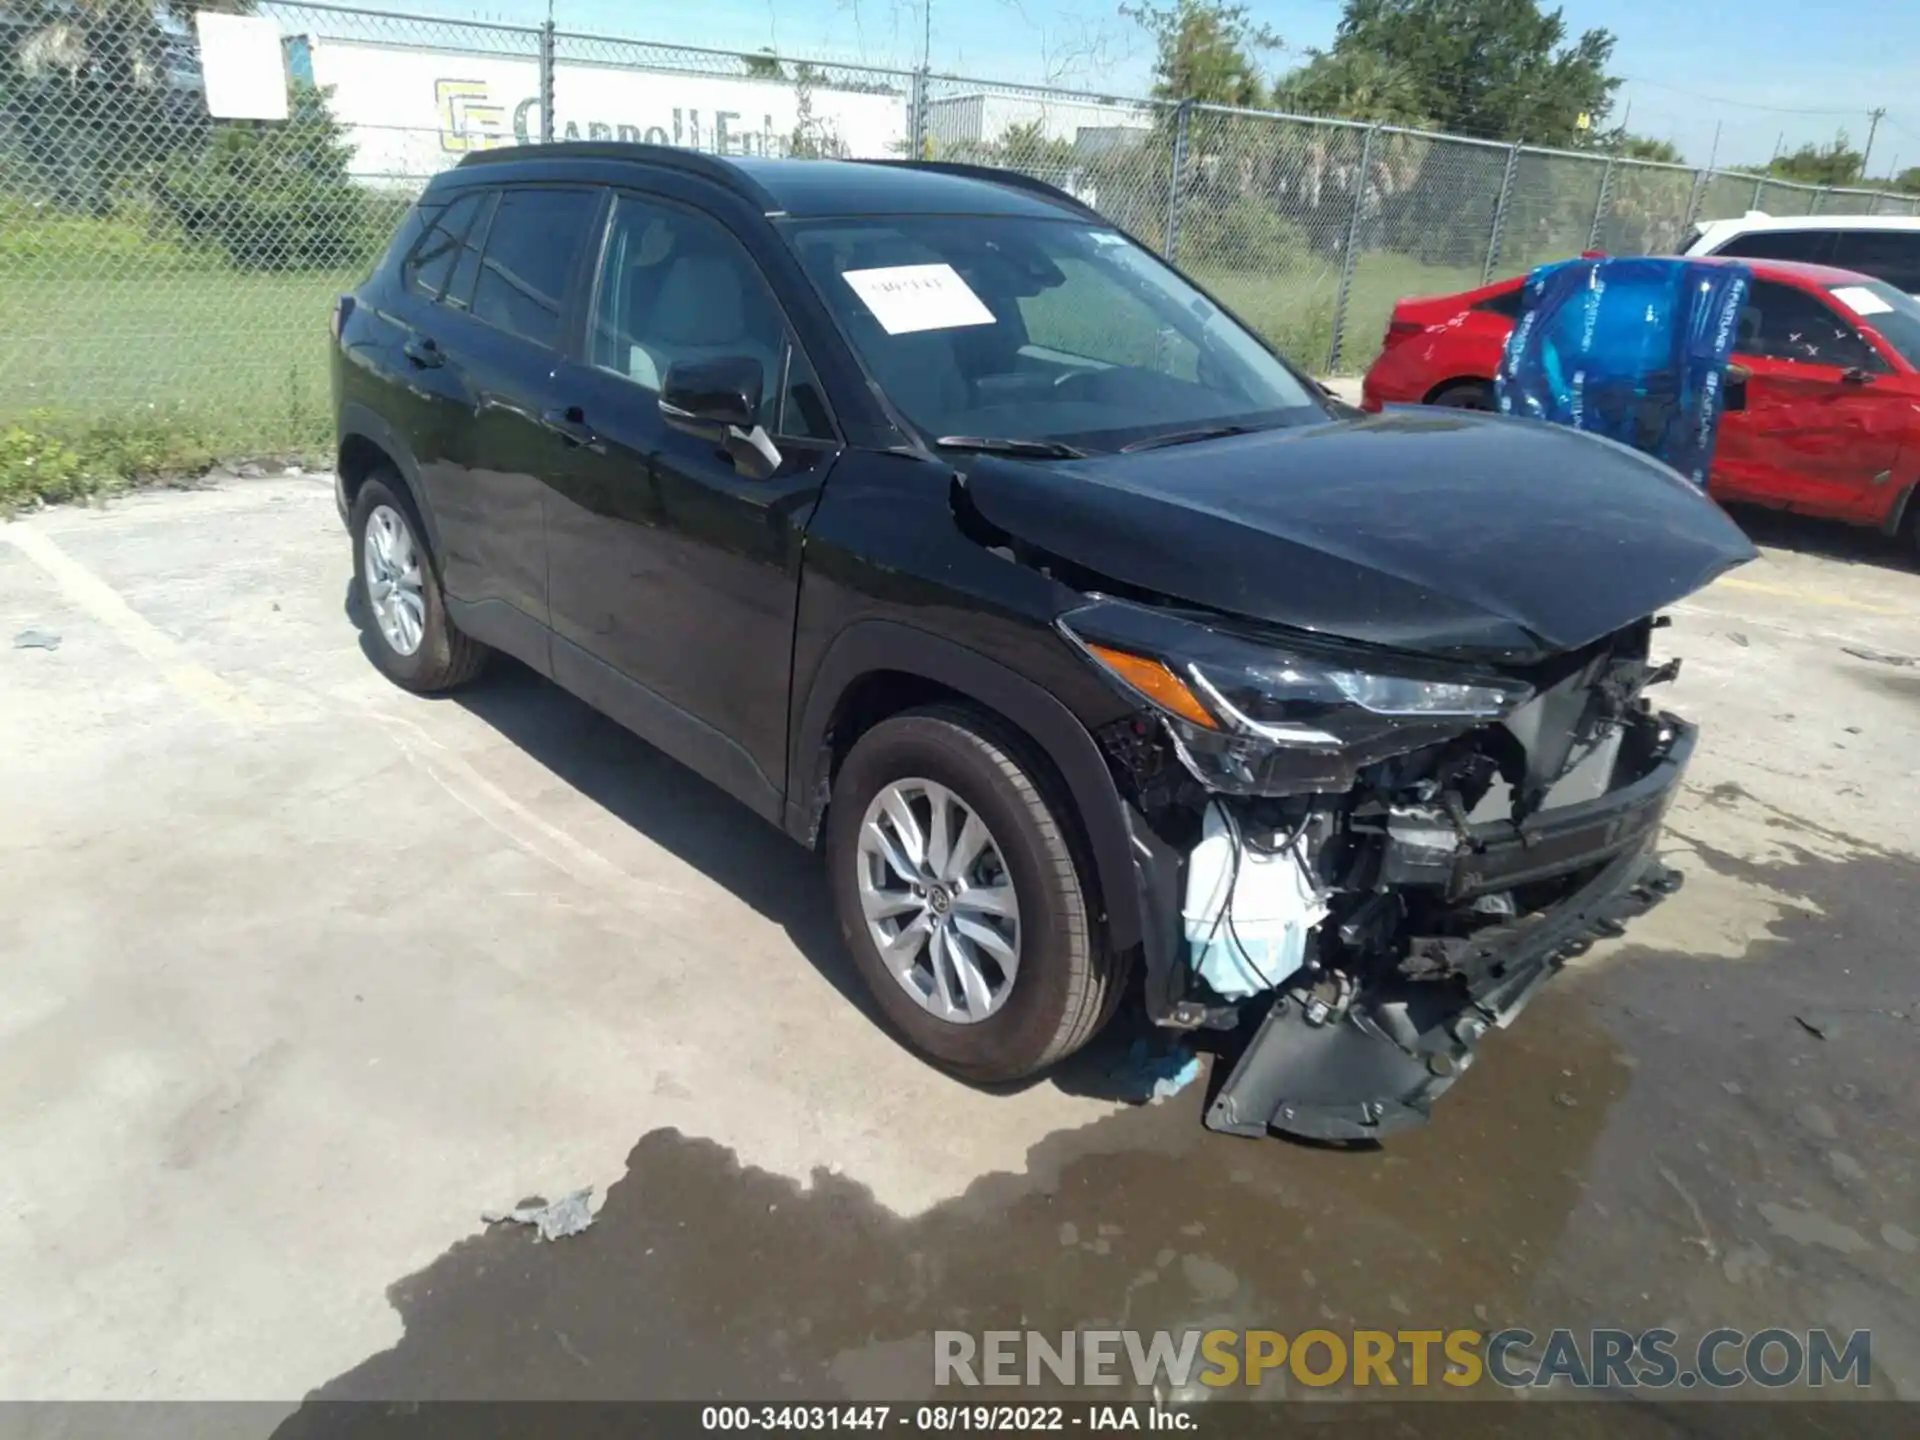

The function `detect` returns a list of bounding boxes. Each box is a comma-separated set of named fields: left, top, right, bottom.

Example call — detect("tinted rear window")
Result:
left=1712, top=229, right=1836, bottom=265
left=1830, top=230, right=1920, bottom=294
left=470, top=188, right=600, bottom=349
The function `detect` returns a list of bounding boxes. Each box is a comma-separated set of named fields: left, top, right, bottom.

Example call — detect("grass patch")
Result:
left=0, top=267, right=347, bottom=460
left=1192, top=250, right=1488, bottom=375
left=0, top=403, right=238, bottom=515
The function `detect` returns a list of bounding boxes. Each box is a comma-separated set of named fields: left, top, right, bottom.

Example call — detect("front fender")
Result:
left=785, top=619, right=1143, bottom=957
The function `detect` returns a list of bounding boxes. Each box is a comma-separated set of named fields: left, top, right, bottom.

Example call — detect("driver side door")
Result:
left=542, top=189, right=841, bottom=822
left=1715, top=279, right=1905, bottom=521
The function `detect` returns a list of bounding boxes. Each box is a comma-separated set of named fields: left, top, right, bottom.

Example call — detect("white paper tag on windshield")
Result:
left=1088, top=229, right=1129, bottom=246
left=1832, top=284, right=1893, bottom=316
left=842, top=264, right=996, bottom=335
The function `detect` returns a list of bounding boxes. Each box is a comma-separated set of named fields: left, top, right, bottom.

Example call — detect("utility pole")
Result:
left=1863, top=106, right=1886, bottom=180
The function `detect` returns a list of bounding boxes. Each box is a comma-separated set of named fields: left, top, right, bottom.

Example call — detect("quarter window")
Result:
left=402, top=191, right=484, bottom=301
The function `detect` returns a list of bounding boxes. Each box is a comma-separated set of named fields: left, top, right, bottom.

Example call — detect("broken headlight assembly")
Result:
left=1058, top=598, right=1533, bottom=796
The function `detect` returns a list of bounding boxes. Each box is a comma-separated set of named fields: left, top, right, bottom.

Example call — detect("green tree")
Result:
left=156, top=79, right=371, bottom=269
left=1766, top=133, right=1864, bottom=187
left=3, top=1, right=252, bottom=209
left=1313, top=0, right=1618, bottom=146
left=1605, top=132, right=1683, bottom=164
left=1894, top=166, right=1920, bottom=195
left=1119, top=0, right=1280, bottom=108
left=742, top=49, right=785, bottom=80
left=1272, top=48, right=1432, bottom=127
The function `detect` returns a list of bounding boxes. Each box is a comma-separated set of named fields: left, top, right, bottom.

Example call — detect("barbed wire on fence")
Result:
left=4, top=0, right=1918, bottom=473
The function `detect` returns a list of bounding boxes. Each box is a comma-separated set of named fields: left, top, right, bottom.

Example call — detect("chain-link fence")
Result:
left=5, top=0, right=1919, bottom=478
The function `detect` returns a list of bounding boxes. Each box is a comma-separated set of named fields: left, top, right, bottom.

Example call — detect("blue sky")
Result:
left=420, top=0, right=1919, bottom=171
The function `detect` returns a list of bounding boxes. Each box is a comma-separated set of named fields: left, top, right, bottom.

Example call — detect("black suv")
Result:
left=332, top=144, right=1754, bottom=1142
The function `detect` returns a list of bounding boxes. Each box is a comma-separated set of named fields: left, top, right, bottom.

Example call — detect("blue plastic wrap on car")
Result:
left=1495, top=257, right=1751, bottom=486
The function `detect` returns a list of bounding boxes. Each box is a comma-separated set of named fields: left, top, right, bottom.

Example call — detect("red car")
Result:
left=1361, top=258, right=1920, bottom=556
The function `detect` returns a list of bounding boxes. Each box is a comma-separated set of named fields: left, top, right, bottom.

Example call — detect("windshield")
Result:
left=1830, top=280, right=1920, bottom=369
left=781, top=215, right=1325, bottom=452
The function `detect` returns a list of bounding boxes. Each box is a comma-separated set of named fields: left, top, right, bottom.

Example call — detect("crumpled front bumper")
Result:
left=1203, top=716, right=1695, bottom=1143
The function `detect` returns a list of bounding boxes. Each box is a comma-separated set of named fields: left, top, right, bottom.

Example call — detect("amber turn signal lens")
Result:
left=1085, top=643, right=1219, bottom=730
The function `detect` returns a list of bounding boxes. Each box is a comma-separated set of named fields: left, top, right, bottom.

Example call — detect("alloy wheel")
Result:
left=363, top=504, right=426, bottom=657
left=855, top=778, right=1022, bottom=1024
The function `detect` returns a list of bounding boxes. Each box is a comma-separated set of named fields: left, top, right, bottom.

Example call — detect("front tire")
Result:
left=350, top=473, right=487, bottom=692
left=826, top=706, right=1118, bottom=1083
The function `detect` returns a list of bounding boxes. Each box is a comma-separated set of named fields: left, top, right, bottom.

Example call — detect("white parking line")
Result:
left=0, top=522, right=266, bottom=723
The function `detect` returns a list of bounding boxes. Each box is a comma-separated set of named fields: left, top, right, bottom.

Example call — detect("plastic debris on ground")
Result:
left=1496, top=256, right=1751, bottom=486
left=1183, top=800, right=1329, bottom=1002
left=482, top=1187, right=595, bottom=1242
left=1108, top=1038, right=1202, bottom=1103
left=13, top=630, right=61, bottom=651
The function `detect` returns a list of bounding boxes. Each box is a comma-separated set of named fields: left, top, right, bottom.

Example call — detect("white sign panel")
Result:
left=843, top=264, right=997, bottom=335
left=300, top=39, right=909, bottom=186
left=196, top=12, right=289, bottom=120
left=1832, top=284, right=1893, bottom=316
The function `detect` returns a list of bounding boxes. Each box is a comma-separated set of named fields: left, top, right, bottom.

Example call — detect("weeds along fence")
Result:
left=4, top=0, right=1919, bottom=481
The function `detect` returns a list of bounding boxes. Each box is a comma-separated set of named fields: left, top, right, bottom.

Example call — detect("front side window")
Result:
left=1828, top=279, right=1920, bottom=369
left=1738, top=280, right=1878, bottom=370
left=782, top=215, right=1323, bottom=453
left=469, top=188, right=599, bottom=349
left=589, top=194, right=831, bottom=439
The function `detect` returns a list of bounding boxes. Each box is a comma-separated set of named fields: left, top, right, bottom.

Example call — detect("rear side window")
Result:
left=1474, top=288, right=1524, bottom=320
left=1712, top=228, right=1836, bottom=265
left=1830, top=230, right=1920, bottom=295
left=470, top=188, right=601, bottom=349
left=403, top=191, right=484, bottom=300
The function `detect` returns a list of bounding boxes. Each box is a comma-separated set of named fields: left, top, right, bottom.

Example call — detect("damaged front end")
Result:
left=1063, top=598, right=1693, bottom=1143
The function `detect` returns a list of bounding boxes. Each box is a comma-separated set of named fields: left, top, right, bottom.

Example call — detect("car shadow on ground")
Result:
left=341, top=572, right=1196, bottom=1112
left=1725, top=502, right=1914, bottom=570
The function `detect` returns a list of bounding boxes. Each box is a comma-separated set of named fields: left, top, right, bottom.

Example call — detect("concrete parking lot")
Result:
left=3, top=475, right=1919, bottom=1410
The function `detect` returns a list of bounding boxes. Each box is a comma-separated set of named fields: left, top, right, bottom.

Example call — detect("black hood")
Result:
left=958, top=409, right=1758, bottom=661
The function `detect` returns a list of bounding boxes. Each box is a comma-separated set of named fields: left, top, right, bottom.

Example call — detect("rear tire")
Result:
left=1429, top=380, right=1496, bottom=411
left=826, top=705, right=1118, bottom=1083
left=350, top=473, right=488, bottom=693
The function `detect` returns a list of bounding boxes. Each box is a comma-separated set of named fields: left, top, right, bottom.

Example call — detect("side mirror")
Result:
left=660, top=356, right=783, bottom=479
left=1840, top=366, right=1873, bottom=386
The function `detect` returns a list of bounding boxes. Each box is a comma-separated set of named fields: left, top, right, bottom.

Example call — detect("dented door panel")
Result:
left=1712, top=357, right=1908, bottom=522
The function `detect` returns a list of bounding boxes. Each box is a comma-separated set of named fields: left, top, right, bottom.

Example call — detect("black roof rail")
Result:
left=454, top=142, right=778, bottom=209
left=853, top=159, right=1098, bottom=218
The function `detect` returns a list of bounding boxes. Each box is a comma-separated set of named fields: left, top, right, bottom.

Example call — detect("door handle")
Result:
left=403, top=336, right=444, bottom=368
left=542, top=404, right=599, bottom=447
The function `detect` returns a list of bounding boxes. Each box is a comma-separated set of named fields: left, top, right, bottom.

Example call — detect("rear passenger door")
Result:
left=426, top=185, right=604, bottom=646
